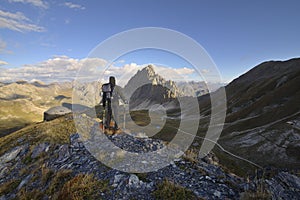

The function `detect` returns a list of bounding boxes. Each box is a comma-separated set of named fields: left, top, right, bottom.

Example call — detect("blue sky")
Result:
left=0, top=0, right=300, bottom=83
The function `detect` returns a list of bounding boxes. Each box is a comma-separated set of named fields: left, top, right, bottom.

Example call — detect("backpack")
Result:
left=102, top=83, right=113, bottom=107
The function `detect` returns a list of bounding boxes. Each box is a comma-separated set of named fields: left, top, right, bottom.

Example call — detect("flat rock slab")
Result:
left=44, top=106, right=72, bottom=121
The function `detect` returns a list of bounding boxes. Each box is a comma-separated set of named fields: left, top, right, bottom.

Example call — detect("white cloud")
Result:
left=0, top=56, right=107, bottom=83
left=0, top=60, right=8, bottom=66
left=0, top=10, right=28, bottom=21
left=174, top=67, right=194, bottom=75
left=200, top=69, right=210, bottom=74
left=0, top=9, right=45, bottom=32
left=64, top=2, right=85, bottom=10
left=152, top=65, right=195, bottom=82
left=117, top=60, right=125, bottom=64
left=0, top=56, right=198, bottom=85
left=8, top=0, right=48, bottom=9
left=97, top=63, right=196, bottom=86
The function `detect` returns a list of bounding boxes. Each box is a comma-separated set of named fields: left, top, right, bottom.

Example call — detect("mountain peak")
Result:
left=138, top=65, right=156, bottom=79
left=143, top=64, right=155, bottom=74
left=124, top=65, right=181, bottom=108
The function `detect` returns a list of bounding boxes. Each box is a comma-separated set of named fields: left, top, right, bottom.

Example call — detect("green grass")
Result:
left=47, top=169, right=73, bottom=196
left=129, top=110, right=151, bottom=126
left=0, top=114, right=76, bottom=156
left=17, top=188, right=45, bottom=200
left=212, top=147, right=257, bottom=177
left=57, top=174, right=110, bottom=200
left=240, top=179, right=271, bottom=200
left=153, top=179, right=198, bottom=200
left=0, top=82, right=73, bottom=137
left=0, top=179, right=21, bottom=195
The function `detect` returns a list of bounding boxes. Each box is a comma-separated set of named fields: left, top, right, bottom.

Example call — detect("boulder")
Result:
left=44, top=106, right=72, bottom=121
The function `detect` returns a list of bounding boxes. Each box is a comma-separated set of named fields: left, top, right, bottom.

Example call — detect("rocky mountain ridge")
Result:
left=124, top=65, right=182, bottom=109
left=0, top=114, right=299, bottom=199
left=124, top=65, right=180, bottom=97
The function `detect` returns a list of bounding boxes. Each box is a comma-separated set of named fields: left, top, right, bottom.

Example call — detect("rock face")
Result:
left=43, top=106, right=72, bottom=121
left=124, top=65, right=182, bottom=109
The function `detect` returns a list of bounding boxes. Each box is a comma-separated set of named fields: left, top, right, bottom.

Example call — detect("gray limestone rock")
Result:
left=43, top=106, right=72, bottom=121
left=31, top=143, right=50, bottom=159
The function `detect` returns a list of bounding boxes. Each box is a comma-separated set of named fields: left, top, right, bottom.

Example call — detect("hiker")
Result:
left=101, top=76, right=127, bottom=131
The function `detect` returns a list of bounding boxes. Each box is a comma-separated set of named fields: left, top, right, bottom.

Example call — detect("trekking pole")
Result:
left=123, top=104, right=126, bottom=129
left=102, top=106, right=105, bottom=131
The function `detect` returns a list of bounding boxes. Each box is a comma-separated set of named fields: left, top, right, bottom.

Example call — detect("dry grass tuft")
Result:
left=183, top=148, right=199, bottom=163
left=0, top=179, right=21, bottom=195
left=57, top=174, right=109, bottom=200
left=153, top=179, right=198, bottom=200
left=17, top=188, right=44, bottom=200
left=47, top=169, right=73, bottom=196
left=240, top=172, right=271, bottom=200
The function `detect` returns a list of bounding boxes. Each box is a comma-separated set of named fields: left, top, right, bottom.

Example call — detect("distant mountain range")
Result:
left=0, top=65, right=222, bottom=130
left=0, top=58, right=299, bottom=199
left=123, top=65, right=223, bottom=109
left=177, top=81, right=208, bottom=97
left=0, top=81, right=73, bottom=137
left=1, top=58, right=299, bottom=174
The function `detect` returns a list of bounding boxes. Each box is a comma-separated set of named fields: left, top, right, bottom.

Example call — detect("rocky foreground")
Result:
left=1, top=119, right=299, bottom=200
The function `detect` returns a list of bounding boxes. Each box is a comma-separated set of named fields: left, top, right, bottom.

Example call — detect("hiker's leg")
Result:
left=106, top=99, right=112, bottom=128
left=112, top=102, right=119, bottom=129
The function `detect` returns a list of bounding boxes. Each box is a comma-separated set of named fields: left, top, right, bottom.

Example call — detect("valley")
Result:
left=0, top=58, right=299, bottom=199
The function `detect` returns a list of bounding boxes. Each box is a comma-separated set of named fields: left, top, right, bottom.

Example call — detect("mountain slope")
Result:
left=0, top=81, right=73, bottom=137
left=1, top=114, right=299, bottom=199
left=206, top=58, right=300, bottom=172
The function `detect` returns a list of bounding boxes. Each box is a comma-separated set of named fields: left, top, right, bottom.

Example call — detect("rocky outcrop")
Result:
left=1, top=129, right=299, bottom=199
left=266, top=172, right=300, bottom=199
left=43, top=106, right=72, bottom=121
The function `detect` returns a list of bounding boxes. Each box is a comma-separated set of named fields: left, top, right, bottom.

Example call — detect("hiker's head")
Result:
left=109, top=76, right=116, bottom=86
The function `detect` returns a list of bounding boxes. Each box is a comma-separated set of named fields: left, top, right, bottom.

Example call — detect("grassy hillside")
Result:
left=203, top=58, right=300, bottom=175
left=0, top=81, right=72, bottom=137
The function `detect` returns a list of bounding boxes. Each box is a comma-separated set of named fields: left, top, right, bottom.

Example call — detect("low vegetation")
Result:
left=0, top=179, right=21, bottom=196
left=0, top=114, right=75, bottom=156
left=153, top=179, right=198, bottom=200
left=0, top=81, right=72, bottom=136
left=57, top=174, right=110, bottom=200
left=241, top=181, right=271, bottom=200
